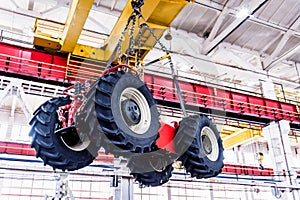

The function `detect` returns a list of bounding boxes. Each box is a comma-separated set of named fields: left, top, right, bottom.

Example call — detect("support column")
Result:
left=167, top=184, right=172, bottom=200
left=210, top=183, right=214, bottom=200
left=233, top=146, right=240, bottom=163
left=263, top=120, right=298, bottom=200
left=113, top=176, right=133, bottom=200
left=260, top=80, right=276, bottom=100
left=263, top=121, right=291, bottom=180
left=5, top=117, right=14, bottom=139
left=244, top=187, right=253, bottom=200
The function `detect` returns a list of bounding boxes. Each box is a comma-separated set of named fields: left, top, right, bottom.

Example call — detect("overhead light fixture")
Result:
left=164, top=30, right=172, bottom=40
left=236, top=7, right=250, bottom=18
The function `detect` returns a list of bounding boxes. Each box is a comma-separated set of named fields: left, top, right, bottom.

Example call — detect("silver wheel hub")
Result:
left=120, top=87, right=151, bottom=134
left=201, top=127, right=219, bottom=162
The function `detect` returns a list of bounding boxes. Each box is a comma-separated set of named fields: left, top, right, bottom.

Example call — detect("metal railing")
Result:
left=0, top=29, right=34, bottom=48
left=0, top=75, right=66, bottom=98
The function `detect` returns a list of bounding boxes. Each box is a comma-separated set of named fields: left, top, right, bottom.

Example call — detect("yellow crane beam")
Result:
left=33, top=0, right=193, bottom=62
left=33, top=19, right=64, bottom=50
left=222, top=128, right=262, bottom=149
left=73, top=0, right=193, bottom=60
left=60, top=0, right=94, bottom=52
left=104, top=0, right=162, bottom=56
left=104, top=0, right=192, bottom=60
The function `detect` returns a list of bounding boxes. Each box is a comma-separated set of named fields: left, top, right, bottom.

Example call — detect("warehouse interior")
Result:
left=0, top=0, right=300, bottom=199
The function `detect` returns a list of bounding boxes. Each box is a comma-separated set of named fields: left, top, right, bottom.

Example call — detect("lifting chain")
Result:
left=125, top=13, right=137, bottom=64
left=136, top=16, right=142, bottom=68
left=116, top=15, right=133, bottom=64
left=107, top=0, right=187, bottom=116
left=138, top=18, right=187, bottom=116
left=131, top=0, right=144, bottom=10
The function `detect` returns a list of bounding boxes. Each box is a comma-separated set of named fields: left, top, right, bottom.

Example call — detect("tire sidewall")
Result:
left=198, top=116, right=224, bottom=171
left=48, top=101, right=96, bottom=160
left=111, top=73, right=159, bottom=139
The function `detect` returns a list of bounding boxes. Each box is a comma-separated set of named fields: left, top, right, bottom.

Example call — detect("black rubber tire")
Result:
left=175, top=115, right=224, bottom=178
left=95, top=71, right=160, bottom=156
left=29, top=95, right=101, bottom=171
left=127, top=152, right=173, bottom=187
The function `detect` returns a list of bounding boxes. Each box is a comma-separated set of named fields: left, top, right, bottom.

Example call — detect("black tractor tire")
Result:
left=175, top=115, right=224, bottom=178
left=127, top=152, right=173, bottom=187
left=29, top=95, right=101, bottom=171
left=95, top=71, right=160, bottom=156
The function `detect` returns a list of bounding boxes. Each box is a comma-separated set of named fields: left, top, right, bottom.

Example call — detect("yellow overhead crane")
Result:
left=219, top=122, right=263, bottom=149
left=35, top=0, right=288, bottom=151
left=33, top=0, right=268, bottom=149
left=221, top=127, right=262, bottom=149
left=33, top=0, right=193, bottom=62
left=60, top=0, right=94, bottom=52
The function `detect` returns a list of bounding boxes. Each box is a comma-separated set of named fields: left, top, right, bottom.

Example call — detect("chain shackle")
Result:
left=131, top=0, right=144, bottom=10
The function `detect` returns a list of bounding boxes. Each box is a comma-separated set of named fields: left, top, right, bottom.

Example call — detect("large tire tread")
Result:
left=127, top=152, right=174, bottom=187
left=176, top=115, right=224, bottom=179
left=95, top=71, right=159, bottom=156
left=29, top=93, right=100, bottom=171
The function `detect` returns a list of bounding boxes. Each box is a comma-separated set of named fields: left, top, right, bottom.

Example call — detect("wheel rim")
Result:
left=149, top=158, right=167, bottom=172
left=60, top=132, right=91, bottom=151
left=56, top=123, right=91, bottom=152
left=201, top=127, right=219, bottom=162
left=120, top=87, right=151, bottom=134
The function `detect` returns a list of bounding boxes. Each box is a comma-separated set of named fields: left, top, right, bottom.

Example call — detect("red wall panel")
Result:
left=281, top=103, right=297, bottom=122
left=0, top=44, right=21, bottom=73
left=51, top=55, right=67, bottom=81
left=265, top=99, right=282, bottom=119
left=143, top=74, right=153, bottom=91
left=177, top=81, right=196, bottom=105
left=248, top=96, right=266, bottom=117
left=215, top=89, right=232, bottom=110
left=194, top=85, right=214, bottom=107
left=1, top=43, right=300, bottom=124
left=231, top=92, right=250, bottom=114
left=152, top=76, right=175, bottom=102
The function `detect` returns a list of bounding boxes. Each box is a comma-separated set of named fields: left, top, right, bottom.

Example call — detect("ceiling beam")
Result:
left=177, top=5, right=196, bottom=29
left=263, top=17, right=300, bottom=70
left=202, top=0, right=268, bottom=55
left=203, top=0, right=231, bottom=45
left=110, top=0, right=117, bottom=10
left=28, top=0, right=34, bottom=11
left=96, top=0, right=102, bottom=7
left=41, top=4, right=59, bottom=14
left=10, top=0, right=18, bottom=8
left=260, top=32, right=283, bottom=53
left=0, top=7, right=42, bottom=20
left=263, top=44, right=300, bottom=71
left=60, top=0, right=94, bottom=52
left=91, top=5, right=121, bottom=17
